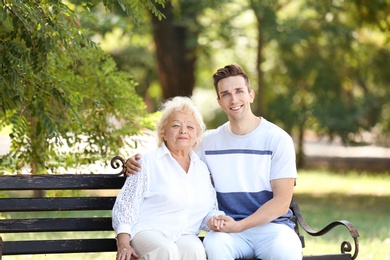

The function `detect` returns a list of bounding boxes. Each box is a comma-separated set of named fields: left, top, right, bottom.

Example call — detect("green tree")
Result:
left=264, top=1, right=390, bottom=166
left=70, top=1, right=162, bottom=110
left=203, top=0, right=389, bottom=166
left=76, top=0, right=227, bottom=106
left=151, top=0, right=199, bottom=99
left=249, top=0, right=283, bottom=116
left=0, top=0, right=165, bottom=175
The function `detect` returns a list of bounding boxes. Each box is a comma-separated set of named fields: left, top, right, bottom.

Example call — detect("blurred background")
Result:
left=1, top=1, right=389, bottom=259
left=1, top=0, right=389, bottom=173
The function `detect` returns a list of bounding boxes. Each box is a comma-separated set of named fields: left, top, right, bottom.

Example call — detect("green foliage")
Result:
left=0, top=0, right=154, bottom=174
left=262, top=1, right=390, bottom=144
left=102, top=0, right=166, bottom=25
left=1, top=0, right=87, bottom=109
left=3, top=0, right=387, bottom=176
left=76, top=0, right=161, bottom=107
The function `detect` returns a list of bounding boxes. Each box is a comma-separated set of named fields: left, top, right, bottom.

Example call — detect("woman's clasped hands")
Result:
left=207, top=215, right=227, bottom=231
left=207, top=215, right=244, bottom=233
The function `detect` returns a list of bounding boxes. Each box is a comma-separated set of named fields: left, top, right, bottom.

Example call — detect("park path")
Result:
left=1, top=133, right=389, bottom=172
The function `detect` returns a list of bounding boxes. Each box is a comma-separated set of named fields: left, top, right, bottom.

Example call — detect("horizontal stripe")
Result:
left=205, top=149, right=273, bottom=155
left=217, top=190, right=273, bottom=219
left=217, top=191, right=295, bottom=229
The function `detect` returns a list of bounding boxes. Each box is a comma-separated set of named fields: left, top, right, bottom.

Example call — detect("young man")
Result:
left=125, top=64, right=302, bottom=260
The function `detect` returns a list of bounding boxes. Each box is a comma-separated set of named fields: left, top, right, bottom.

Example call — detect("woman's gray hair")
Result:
left=156, top=96, right=205, bottom=148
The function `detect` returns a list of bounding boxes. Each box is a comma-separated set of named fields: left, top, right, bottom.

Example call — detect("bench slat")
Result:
left=0, top=197, right=116, bottom=212
left=0, top=218, right=113, bottom=233
left=1, top=238, right=117, bottom=255
left=0, top=172, right=358, bottom=259
left=0, top=174, right=126, bottom=190
left=302, top=255, right=352, bottom=260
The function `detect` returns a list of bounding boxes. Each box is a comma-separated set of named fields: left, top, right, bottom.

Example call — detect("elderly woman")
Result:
left=112, top=96, right=224, bottom=260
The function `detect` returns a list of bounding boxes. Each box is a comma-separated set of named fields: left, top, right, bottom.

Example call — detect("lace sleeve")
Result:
left=112, top=165, right=148, bottom=236
left=200, top=175, right=225, bottom=231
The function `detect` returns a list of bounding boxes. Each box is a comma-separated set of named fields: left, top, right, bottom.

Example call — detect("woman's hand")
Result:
left=116, top=233, right=139, bottom=260
left=207, top=215, right=226, bottom=231
left=208, top=215, right=244, bottom=233
left=215, top=215, right=244, bottom=233
left=116, top=246, right=138, bottom=260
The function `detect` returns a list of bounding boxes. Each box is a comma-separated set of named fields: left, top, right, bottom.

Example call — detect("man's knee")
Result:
left=203, top=232, right=230, bottom=250
left=203, top=232, right=247, bottom=260
left=262, top=234, right=302, bottom=260
left=264, top=246, right=302, bottom=260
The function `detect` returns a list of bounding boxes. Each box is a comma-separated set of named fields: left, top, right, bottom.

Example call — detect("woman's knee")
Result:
left=131, top=231, right=180, bottom=259
left=154, top=242, right=180, bottom=257
left=176, top=235, right=206, bottom=260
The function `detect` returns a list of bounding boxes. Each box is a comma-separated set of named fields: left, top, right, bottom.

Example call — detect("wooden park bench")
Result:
left=0, top=156, right=359, bottom=259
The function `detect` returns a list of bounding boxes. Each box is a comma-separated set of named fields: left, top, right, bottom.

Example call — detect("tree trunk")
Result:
left=254, top=21, right=265, bottom=116
left=151, top=2, right=199, bottom=99
left=296, top=123, right=305, bottom=169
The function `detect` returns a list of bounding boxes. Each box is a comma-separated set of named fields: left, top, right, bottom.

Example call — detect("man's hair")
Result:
left=212, top=64, right=251, bottom=98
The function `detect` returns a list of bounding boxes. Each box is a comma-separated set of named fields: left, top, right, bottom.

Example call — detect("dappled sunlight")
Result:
left=295, top=170, right=390, bottom=196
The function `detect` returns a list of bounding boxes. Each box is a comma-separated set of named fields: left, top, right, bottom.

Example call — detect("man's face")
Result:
left=217, top=75, right=254, bottom=121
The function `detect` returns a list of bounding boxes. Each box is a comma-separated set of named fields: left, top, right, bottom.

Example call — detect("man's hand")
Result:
left=124, top=154, right=142, bottom=176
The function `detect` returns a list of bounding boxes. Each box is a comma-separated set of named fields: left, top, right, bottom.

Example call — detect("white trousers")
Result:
left=203, top=223, right=303, bottom=260
left=130, top=230, right=207, bottom=260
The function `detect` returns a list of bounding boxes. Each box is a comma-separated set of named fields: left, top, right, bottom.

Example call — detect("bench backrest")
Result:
left=0, top=174, right=126, bottom=256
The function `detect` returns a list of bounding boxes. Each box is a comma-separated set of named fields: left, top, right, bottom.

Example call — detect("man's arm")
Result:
left=217, top=178, right=295, bottom=233
left=124, top=154, right=142, bottom=176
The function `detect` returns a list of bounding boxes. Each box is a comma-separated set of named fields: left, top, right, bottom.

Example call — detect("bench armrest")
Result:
left=1, top=235, right=3, bottom=259
left=291, top=200, right=359, bottom=259
left=111, top=156, right=127, bottom=175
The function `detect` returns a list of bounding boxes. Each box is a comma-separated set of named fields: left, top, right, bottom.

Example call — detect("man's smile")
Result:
left=230, top=105, right=243, bottom=111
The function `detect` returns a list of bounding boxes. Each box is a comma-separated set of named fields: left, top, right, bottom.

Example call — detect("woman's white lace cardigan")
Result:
left=112, top=143, right=222, bottom=241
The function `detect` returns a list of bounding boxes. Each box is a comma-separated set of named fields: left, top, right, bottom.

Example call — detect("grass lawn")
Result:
left=1, top=170, right=389, bottom=259
left=295, top=170, right=390, bottom=260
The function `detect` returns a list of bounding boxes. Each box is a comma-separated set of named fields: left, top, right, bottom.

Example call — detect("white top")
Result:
left=196, top=117, right=297, bottom=228
left=112, top=143, right=222, bottom=241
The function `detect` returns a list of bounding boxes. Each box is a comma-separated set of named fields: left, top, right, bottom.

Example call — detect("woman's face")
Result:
left=162, top=111, right=198, bottom=152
